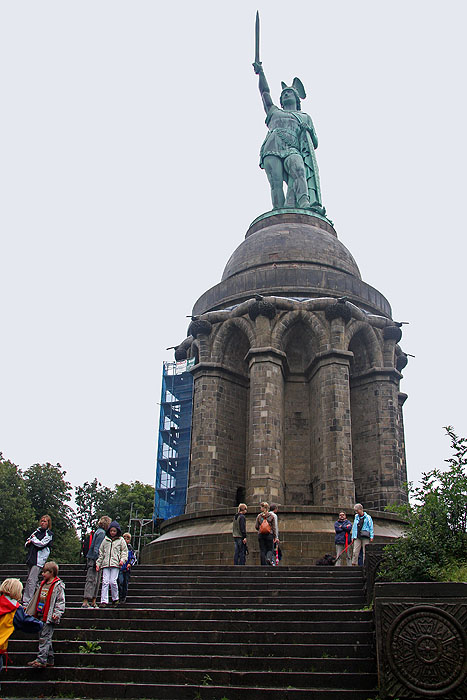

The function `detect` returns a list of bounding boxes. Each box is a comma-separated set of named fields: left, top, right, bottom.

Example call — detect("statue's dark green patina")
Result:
left=253, top=12, right=326, bottom=215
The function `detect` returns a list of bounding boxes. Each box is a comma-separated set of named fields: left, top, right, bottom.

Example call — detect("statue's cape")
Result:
left=286, top=111, right=323, bottom=204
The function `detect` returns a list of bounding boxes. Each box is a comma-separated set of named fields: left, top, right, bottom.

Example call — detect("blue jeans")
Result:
left=234, top=538, right=246, bottom=565
left=118, top=569, right=131, bottom=599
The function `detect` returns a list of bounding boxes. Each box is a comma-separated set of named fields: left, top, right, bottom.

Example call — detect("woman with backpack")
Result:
left=255, top=502, right=277, bottom=566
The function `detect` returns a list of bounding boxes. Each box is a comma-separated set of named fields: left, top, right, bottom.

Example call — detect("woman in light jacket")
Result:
left=95, top=521, right=128, bottom=607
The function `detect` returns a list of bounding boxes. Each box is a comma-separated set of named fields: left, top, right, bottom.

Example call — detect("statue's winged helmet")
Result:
left=280, top=77, right=306, bottom=111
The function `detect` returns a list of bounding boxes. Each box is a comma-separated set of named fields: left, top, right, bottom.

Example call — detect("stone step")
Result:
left=9, top=639, right=375, bottom=658
left=0, top=681, right=377, bottom=699
left=3, top=567, right=363, bottom=578
left=63, top=597, right=365, bottom=608
left=28, top=616, right=372, bottom=632
left=69, top=601, right=366, bottom=610
left=0, top=564, right=362, bottom=571
left=12, top=627, right=375, bottom=644
left=64, top=607, right=372, bottom=621
left=0, top=562, right=376, bottom=699
left=7, top=651, right=374, bottom=672
left=63, top=579, right=365, bottom=589
left=5, top=666, right=378, bottom=689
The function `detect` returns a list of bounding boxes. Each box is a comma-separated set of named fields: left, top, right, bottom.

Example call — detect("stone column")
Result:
left=350, top=368, right=407, bottom=510
left=246, top=347, right=286, bottom=505
left=186, top=363, right=249, bottom=513
left=308, top=350, right=355, bottom=506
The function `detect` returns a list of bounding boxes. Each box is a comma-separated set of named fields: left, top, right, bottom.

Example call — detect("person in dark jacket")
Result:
left=233, top=504, right=248, bottom=565
left=81, top=516, right=111, bottom=608
left=23, top=515, right=53, bottom=606
left=118, top=533, right=137, bottom=603
left=0, top=578, right=43, bottom=691
left=334, top=511, right=352, bottom=566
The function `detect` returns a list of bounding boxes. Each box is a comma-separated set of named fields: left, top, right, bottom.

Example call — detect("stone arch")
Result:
left=272, top=309, right=328, bottom=360
left=211, top=317, right=254, bottom=375
left=346, top=321, right=383, bottom=373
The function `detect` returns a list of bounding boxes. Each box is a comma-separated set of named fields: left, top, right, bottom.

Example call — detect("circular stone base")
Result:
left=141, top=507, right=406, bottom=566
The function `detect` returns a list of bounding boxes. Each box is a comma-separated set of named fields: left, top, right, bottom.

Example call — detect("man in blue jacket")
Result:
left=351, top=503, right=374, bottom=565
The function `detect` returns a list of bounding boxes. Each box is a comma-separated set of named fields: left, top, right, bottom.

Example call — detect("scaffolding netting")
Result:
left=154, top=360, right=194, bottom=521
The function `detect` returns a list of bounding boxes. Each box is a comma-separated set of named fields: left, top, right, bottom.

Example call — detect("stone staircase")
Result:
left=1, top=563, right=378, bottom=699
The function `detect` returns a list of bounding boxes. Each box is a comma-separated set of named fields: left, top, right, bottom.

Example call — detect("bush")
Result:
left=379, top=426, right=467, bottom=582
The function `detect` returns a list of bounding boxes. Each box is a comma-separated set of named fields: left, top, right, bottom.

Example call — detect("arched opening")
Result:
left=349, top=328, right=378, bottom=508
left=282, top=320, right=316, bottom=505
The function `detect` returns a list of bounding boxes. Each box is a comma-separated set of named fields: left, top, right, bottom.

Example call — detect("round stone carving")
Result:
left=248, top=300, right=276, bottom=321
left=187, top=319, right=212, bottom=339
left=324, top=302, right=352, bottom=323
left=383, top=325, right=403, bottom=342
left=387, top=605, right=467, bottom=695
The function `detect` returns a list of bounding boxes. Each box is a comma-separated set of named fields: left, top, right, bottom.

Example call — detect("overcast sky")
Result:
left=1, top=1, right=466, bottom=497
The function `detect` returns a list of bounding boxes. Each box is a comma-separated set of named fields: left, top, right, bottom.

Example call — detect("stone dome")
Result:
left=192, top=210, right=391, bottom=317
left=222, top=211, right=361, bottom=281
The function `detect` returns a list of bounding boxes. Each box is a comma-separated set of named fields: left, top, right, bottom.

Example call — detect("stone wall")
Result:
left=183, top=296, right=408, bottom=514
left=142, top=507, right=407, bottom=567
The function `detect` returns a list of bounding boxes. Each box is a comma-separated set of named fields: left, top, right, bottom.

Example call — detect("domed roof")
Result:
left=192, top=211, right=391, bottom=318
left=222, top=212, right=361, bottom=281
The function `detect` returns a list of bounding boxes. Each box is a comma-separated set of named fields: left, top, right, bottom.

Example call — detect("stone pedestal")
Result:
left=142, top=507, right=407, bottom=566
left=150, top=210, right=410, bottom=565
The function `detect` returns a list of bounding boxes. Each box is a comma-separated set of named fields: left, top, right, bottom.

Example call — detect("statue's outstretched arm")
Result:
left=253, top=62, right=273, bottom=114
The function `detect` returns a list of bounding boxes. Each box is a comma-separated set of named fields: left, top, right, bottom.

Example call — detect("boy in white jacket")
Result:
left=96, top=521, right=128, bottom=607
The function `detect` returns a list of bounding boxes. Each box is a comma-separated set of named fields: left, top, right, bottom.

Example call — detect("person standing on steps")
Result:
left=118, top=532, right=137, bottom=603
left=26, top=561, right=65, bottom=669
left=269, top=504, right=280, bottom=565
left=96, top=521, right=128, bottom=607
left=255, top=502, right=277, bottom=566
left=334, top=511, right=352, bottom=566
left=233, top=503, right=248, bottom=566
left=0, top=577, right=43, bottom=692
left=23, top=515, right=53, bottom=606
left=351, top=504, right=374, bottom=565
left=82, top=515, right=111, bottom=609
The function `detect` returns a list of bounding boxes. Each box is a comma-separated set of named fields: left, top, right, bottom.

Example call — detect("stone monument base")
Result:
left=141, top=507, right=406, bottom=566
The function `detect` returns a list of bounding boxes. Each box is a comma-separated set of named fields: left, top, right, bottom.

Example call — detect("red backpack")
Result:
left=259, top=515, right=272, bottom=535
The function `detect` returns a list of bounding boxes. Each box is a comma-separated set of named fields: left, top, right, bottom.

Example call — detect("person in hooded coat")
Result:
left=95, top=521, right=128, bottom=607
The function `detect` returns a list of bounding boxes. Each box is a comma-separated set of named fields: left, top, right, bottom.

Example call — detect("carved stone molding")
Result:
left=383, top=325, right=403, bottom=342
left=187, top=319, right=212, bottom=338
left=324, top=301, right=352, bottom=323
left=388, top=605, right=466, bottom=696
left=248, top=299, right=277, bottom=321
left=396, top=353, right=408, bottom=371
left=375, top=591, right=467, bottom=699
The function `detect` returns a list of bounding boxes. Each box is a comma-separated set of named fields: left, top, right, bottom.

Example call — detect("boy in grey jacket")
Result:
left=26, top=561, right=65, bottom=668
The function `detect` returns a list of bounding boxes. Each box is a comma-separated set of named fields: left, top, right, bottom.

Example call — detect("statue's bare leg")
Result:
left=285, top=154, right=309, bottom=208
left=263, top=155, right=285, bottom=209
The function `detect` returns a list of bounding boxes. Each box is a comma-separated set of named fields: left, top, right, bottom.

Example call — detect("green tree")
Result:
left=75, top=478, right=113, bottom=539
left=0, top=454, right=35, bottom=563
left=105, top=481, right=155, bottom=532
left=23, top=462, right=79, bottom=563
left=380, top=426, right=467, bottom=582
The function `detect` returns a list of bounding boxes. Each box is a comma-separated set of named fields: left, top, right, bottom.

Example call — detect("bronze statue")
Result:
left=253, top=12, right=326, bottom=215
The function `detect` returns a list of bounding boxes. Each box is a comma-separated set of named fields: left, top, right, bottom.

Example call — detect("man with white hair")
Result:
left=351, top=504, right=374, bottom=565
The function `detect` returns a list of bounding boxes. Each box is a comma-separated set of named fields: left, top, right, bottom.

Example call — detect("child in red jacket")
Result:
left=0, top=578, right=43, bottom=692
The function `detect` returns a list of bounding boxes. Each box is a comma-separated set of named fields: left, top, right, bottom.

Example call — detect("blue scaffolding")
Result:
left=154, top=359, right=194, bottom=521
